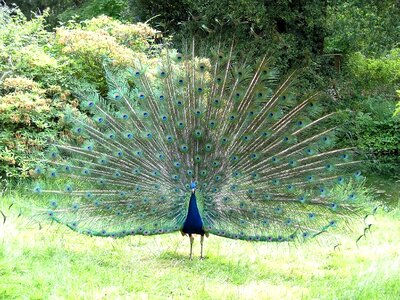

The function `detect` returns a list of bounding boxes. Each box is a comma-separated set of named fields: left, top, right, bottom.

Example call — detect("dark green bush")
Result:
left=58, top=0, right=129, bottom=23
left=7, top=0, right=130, bottom=26
left=129, top=0, right=328, bottom=60
left=354, top=103, right=400, bottom=154
left=336, top=95, right=400, bottom=175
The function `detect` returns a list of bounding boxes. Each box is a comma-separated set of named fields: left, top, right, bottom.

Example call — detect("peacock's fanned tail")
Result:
left=33, top=41, right=366, bottom=242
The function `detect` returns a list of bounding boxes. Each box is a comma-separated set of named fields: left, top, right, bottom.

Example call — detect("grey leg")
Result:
left=189, top=234, right=194, bottom=260
left=200, top=235, right=204, bottom=260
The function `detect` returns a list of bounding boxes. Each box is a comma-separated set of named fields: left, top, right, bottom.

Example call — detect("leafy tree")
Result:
left=129, top=0, right=329, bottom=60
left=326, top=0, right=400, bottom=56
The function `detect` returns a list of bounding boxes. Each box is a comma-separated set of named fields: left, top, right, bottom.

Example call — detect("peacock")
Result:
left=32, top=40, right=370, bottom=259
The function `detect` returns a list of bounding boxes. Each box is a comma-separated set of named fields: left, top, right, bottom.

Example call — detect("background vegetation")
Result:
left=0, top=5, right=157, bottom=177
left=1, top=0, right=399, bottom=179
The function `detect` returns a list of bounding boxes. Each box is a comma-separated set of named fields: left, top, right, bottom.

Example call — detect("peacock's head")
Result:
left=190, top=180, right=197, bottom=193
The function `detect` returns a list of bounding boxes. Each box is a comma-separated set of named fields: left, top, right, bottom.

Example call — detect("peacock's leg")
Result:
left=189, top=234, right=194, bottom=260
left=200, top=235, right=205, bottom=260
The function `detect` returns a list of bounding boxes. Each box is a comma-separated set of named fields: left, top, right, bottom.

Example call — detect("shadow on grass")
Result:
left=158, top=250, right=259, bottom=285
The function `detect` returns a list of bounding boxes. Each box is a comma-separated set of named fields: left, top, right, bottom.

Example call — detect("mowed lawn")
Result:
left=0, top=193, right=399, bottom=300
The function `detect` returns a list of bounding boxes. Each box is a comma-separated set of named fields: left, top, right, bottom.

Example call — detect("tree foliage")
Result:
left=348, top=49, right=400, bottom=95
left=325, top=0, right=400, bottom=55
left=129, top=0, right=328, bottom=60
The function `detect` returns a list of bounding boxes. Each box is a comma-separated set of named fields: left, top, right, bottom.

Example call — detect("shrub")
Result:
left=337, top=95, right=400, bottom=175
left=395, top=91, right=400, bottom=116
left=0, top=6, right=159, bottom=178
left=0, top=76, right=76, bottom=177
left=58, top=0, right=129, bottom=23
left=54, top=15, right=157, bottom=91
left=348, top=49, right=400, bottom=94
left=0, top=8, right=59, bottom=84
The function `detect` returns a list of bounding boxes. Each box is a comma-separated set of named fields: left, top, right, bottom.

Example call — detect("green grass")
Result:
left=0, top=185, right=399, bottom=299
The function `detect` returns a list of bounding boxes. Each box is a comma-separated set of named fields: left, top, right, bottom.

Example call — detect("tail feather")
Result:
left=31, top=41, right=369, bottom=242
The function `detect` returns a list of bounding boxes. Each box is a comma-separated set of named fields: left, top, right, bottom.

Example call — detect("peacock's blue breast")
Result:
left=182, top=193, right=205, bottom=235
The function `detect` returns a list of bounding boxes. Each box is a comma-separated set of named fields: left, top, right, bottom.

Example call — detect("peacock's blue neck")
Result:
left=182, top=192, right=205, bottom=235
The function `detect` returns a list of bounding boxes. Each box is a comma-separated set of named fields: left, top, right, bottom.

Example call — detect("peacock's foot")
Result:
left=200, top=256, right=205, bottom=260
